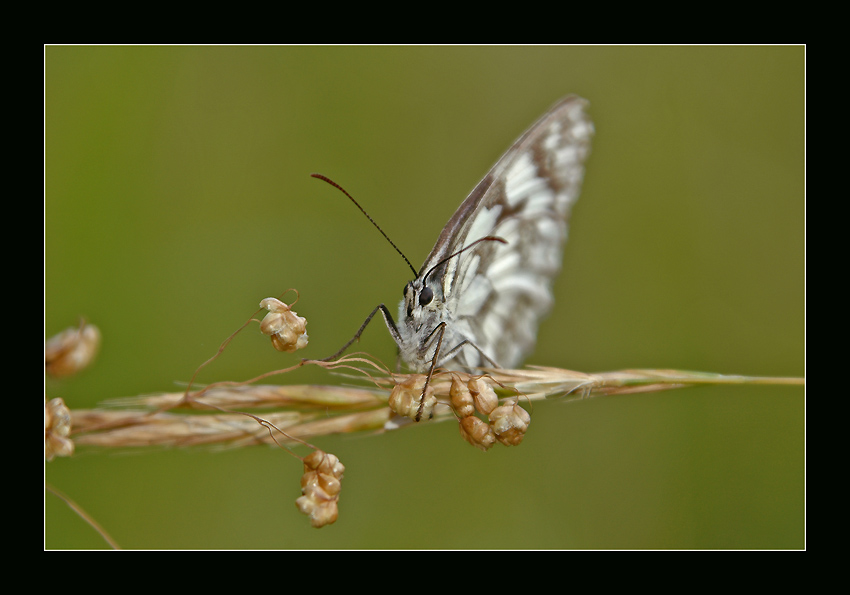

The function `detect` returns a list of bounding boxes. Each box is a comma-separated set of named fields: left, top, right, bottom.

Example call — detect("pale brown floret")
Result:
left=489, top=399, right=532, bottom=446
left=295, top=450, right=345, bottom=528
left=459, top=415, right=496, bottom=451
left=388, top=374, right=437, bottom=420
left=450, top=376, right=475, bottom=417
left=259, top=297, right=309, bottom=353
left=45, top=323, right=101, bottom=378
left=45, top=397, right=74, bottom=460
left=467, top=377, right=499, bottom=415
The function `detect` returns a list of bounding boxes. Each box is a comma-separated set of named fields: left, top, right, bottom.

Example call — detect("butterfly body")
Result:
left=394, top=96, right=594, bottom=373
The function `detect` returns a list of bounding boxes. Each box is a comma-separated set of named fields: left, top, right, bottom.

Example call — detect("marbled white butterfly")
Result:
left=319, top=96, right=593, bottom=415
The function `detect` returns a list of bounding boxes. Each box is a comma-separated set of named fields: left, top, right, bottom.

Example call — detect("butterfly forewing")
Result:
left=397, top=96, right=594, bottom=372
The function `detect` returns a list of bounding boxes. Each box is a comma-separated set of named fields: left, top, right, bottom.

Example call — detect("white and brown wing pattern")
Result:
left=397, top=96, right=594, bottom=372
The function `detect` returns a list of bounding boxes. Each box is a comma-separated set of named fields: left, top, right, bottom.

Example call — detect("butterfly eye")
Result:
left=419, top=287, right=433, bottom=306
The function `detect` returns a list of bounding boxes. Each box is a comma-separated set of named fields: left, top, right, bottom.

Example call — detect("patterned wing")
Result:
left=418, top=96, right=594, bottom=370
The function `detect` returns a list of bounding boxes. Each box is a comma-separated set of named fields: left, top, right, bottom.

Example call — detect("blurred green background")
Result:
left=45, top=46, right=804, bottom=549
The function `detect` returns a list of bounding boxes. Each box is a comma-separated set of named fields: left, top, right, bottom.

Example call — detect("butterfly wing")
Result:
left=419, top=95, right=594, bottom=370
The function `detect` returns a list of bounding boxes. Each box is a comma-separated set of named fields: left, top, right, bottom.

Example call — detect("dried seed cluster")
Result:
left=388, top=375, right=437, bottom=420
left=45, top=397, right=74, bottom=460
left=452, top=376, right=531, bottom=451
left=489, top=399, right=532, bottom=447
left=295, top=450, right=345, bottom=528
left=259, top=297, right=309, bottom=353
left=45, top=323, right=101, bottom=378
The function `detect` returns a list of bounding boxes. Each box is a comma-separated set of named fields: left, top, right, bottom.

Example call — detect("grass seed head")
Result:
left=45, top=323, right=101, bottom=378
left=459, top=415, right=497, bottom=451
left=296, top=450, right=344, bottom=528
left=468, top=377, right=498, bottom=415
left=450, top=376, right=475, bottom=418
left=489, top=399, right=531, bottom=446
left=45, top=397, right=74, bottom=460
left=389, top=374, right=436, bottom=420
left=259, top=297, right=309, bottom=353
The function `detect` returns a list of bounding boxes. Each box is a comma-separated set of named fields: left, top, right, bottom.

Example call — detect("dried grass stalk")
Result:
left=65, top=359, right=803, bottom=452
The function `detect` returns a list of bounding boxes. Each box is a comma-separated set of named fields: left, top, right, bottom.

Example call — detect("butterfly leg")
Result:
left=439, top=339, right=500, bottom=369
left=416, top=322, right=446, bottom=422
left=317, top=304, right=402, bottom=362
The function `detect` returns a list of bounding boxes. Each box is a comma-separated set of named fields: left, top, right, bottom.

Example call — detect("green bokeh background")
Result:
left=45, top=46, right=804, bottom=549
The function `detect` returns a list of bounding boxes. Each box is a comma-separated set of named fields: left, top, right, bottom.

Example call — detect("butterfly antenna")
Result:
left=311, top=173, right=417, bottom=277
left=422, top=236, right=508, bottom=285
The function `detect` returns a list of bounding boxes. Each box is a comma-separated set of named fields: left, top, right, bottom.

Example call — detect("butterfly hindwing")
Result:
left=397, top=96, right=594, bottom=372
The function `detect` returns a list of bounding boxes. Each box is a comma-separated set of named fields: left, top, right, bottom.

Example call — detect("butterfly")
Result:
left=316, top=96, right=593, bottom=418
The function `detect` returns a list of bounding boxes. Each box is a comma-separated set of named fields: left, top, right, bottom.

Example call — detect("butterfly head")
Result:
left=402, top=278, right=439, bottom=329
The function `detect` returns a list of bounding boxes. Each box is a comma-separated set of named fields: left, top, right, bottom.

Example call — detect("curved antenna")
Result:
left=422, top=236, right=507, bottom=285
left=311, top=173, right=417, bottom=277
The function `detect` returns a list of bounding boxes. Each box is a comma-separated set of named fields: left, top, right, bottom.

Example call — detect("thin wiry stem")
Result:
left=45, top=483, right=121, bottom=549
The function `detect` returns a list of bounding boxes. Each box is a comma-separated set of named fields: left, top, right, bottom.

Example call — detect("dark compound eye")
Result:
left=419, top=286, right=433, bottom=306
